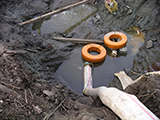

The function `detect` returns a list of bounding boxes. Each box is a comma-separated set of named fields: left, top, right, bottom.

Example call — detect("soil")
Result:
left=0, top=0, right=160, bottom=120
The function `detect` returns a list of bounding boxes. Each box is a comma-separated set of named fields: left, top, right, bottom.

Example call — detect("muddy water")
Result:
left=31, top=3, right=145, bottom=94
left=56, top=28, right=145, bottom=94
left=31, top=4, right=97, bottom=35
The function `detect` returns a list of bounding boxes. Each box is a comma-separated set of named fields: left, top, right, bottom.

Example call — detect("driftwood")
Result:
left=19, top=0, right=90, bottom=26
left=52, top=37, right=104, bottom=44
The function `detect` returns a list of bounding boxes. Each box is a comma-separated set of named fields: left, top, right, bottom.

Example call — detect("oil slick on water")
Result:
left=56, top=26, right=145, bottom=94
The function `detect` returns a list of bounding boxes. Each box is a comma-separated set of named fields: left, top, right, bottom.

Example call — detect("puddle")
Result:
left=123, top=27, right=145, bottom=56
left=56, top=27, right=145, bottom=94
left=31, top=4, right=98, bottom=35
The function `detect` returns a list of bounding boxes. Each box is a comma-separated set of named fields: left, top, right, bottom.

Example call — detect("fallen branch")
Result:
left=61, top=104, right=69, bottom=114
left=19, top=0, right=90, bottom=26
left=29, top=89, right=34, bottom=99
left=0, top=83, right=20, bottom=97
left=0, top=81, right=21, bottom=90
left=43, top=97, right=67, bottom=120
left=129, top=69, right=143, bottom=76
left=143, top=90, right=158, bottom=103
left=138, top=93, right=149, bottom=98
left=24, top=89, right=28, bottom=104
left=25, top=48, right=37, bottom=53
left=102, top=109, right=108, bottom=117
left=52, top=37, right=104, bottom=44
left=14, top=99, right=25, bottom=108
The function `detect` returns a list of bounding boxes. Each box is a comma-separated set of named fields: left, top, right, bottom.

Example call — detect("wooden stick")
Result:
left=143, top=90, right=157, bottom=103
left=25, top=48, right=37, bottom=53
left=24, top=89, right=28, bottom=104
left=0, top=81, right=21, bottom=90
left=19, top=0, right=90, bottom=26
left=0, top=83, right=20, bottom=97
left=29, top=89, right=34, bottom=99
left=43, top=97, right=67, bottom=120
left=52, top=37, right=104, bottom=44
left=61, top=104, right=69, bottom=114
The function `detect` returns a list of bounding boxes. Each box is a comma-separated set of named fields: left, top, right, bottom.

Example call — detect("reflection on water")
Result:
left=32, top=4, right=97, bottom=35
left=56, top=27, right=145, bottom=94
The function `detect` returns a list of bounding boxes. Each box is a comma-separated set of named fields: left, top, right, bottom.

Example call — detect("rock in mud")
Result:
left=119, top=46, right=127, bottom=56
left=0, top=109, right=3, bottom=113
left=146, top=40, right=153, bottom=49
left=127, top=8, right=133, bottom=15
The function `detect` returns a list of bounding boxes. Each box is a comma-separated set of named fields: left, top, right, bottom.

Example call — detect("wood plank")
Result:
left=52, top=37, right=104, bottom=44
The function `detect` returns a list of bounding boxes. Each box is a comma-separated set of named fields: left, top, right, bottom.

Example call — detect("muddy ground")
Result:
left=0, top=0, right=160, bottom=120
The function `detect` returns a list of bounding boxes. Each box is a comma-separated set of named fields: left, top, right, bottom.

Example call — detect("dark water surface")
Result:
left=32, top=4, right=98, bottom=35
left=31, top=4, right=145, bottom=94
left=56, top=28, right=145, bottom=93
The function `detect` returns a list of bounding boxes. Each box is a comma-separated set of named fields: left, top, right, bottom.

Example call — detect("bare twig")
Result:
left=0, top=83, right=20, bottom=97
left=24, top=89, right=28, bottom=104
left=43, top=97, right=67, bottom=120
left=102, top=109, right=108, bottom=117
left=61, top=104, right=69, bottom=114
left=138, top=93, right=149, bottom=98
left=0, top=81, right=21, bottom=90
left=14, top=99, right=25, bottom=108
left=129, top=70, right=143, bottom=76
left=32, top=104, right=42, bottom=114
left=29, top=89, right=34, bottom=99
left=143, top=91, right=157, bottom=103
left=5, top=50, right=17, bottom=55
left=25, top=48, right=37, bottom=53
left=155, top=89, right=160, bottom=92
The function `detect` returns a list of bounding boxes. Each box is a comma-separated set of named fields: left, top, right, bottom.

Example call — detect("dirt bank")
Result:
left=0, top=0, right=160, bottom=119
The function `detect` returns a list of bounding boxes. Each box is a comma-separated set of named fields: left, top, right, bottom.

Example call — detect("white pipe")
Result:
left=83, top=62, right=93, bottom=92
left=114, top=71, right=133, bottom=89
left=83, top=63, right=159, bottom=120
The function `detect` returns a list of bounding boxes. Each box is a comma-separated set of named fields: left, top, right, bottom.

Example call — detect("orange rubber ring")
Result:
left=104, top=31, right=127, bottom=49
left=81, top=43, right=107, bottom=63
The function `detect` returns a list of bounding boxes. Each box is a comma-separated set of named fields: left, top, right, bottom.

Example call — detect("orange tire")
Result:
left=104, top=31, right=127, bottom=49
left=81, top=43, right=107, bottom=63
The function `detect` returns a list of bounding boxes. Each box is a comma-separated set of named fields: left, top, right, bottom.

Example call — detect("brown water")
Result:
left=56, top=27, right=145, bottom=94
